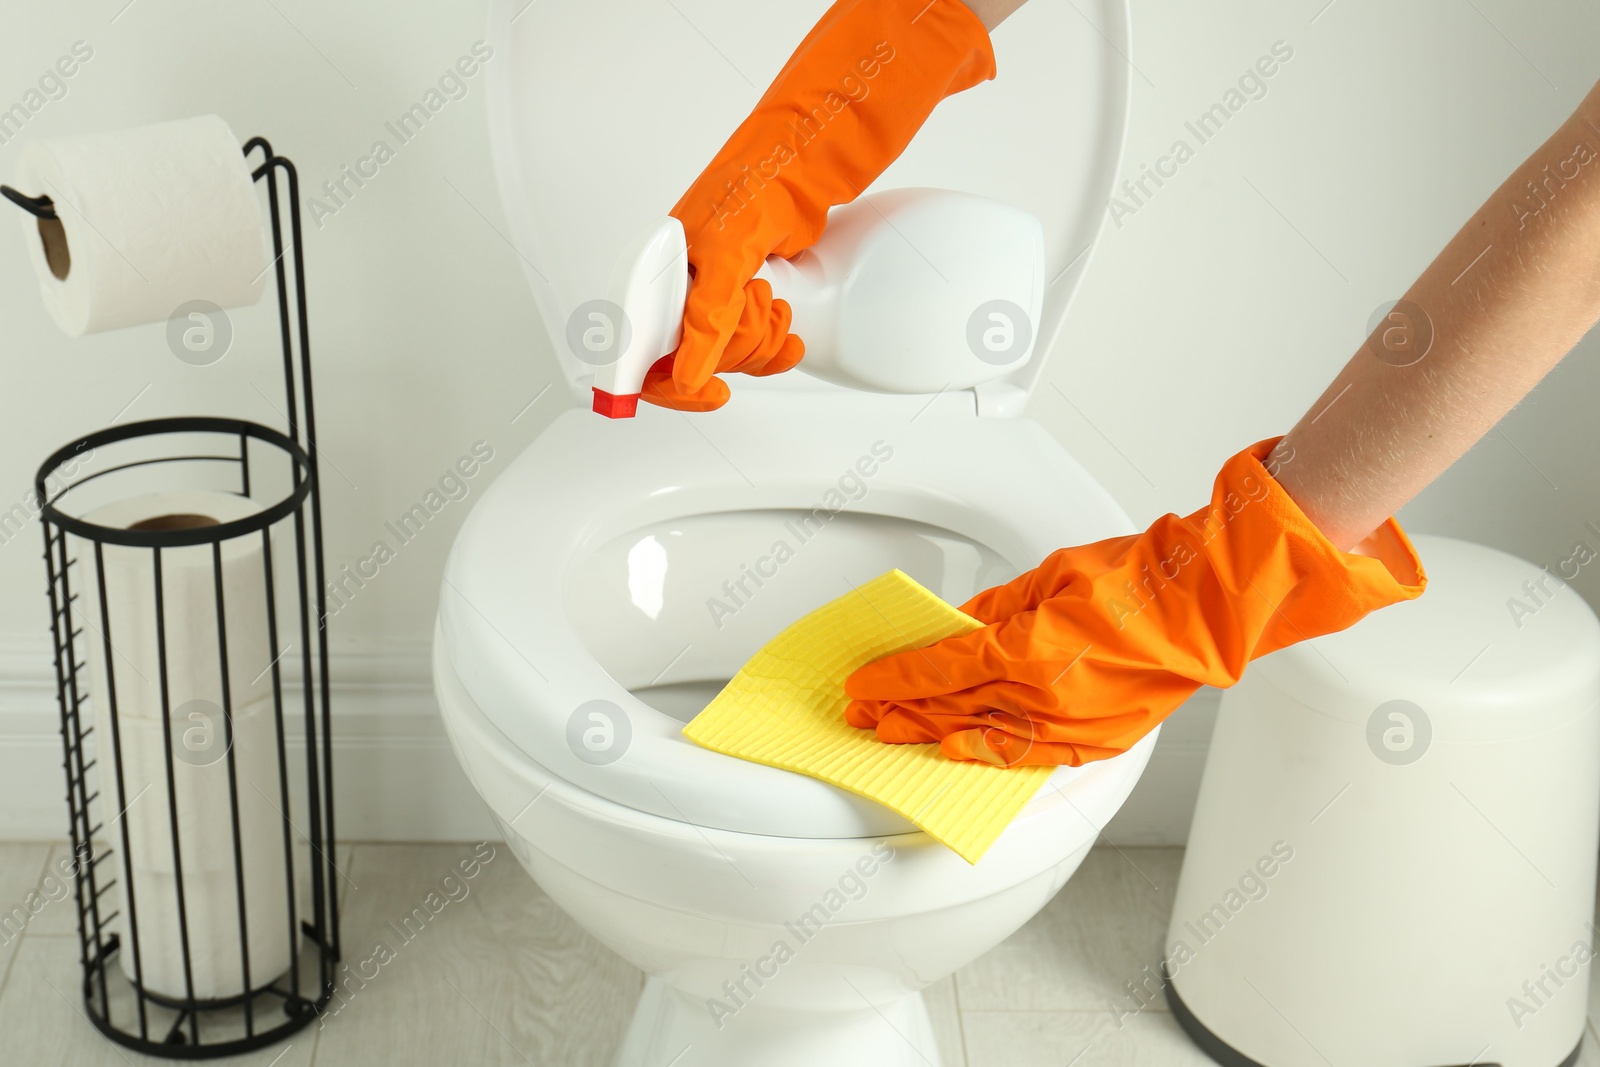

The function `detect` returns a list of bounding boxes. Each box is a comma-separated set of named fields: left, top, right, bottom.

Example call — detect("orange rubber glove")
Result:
left=643, top=0, right=997, bottom=412
left=844, top=439, right=1428, bottom=766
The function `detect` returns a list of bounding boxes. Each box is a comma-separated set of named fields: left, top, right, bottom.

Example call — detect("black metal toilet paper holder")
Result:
left=27, top=137, right=340, bottom=1058
left=0, top=183, right=56, bottom=220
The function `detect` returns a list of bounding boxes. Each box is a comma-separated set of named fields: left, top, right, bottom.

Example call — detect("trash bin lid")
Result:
left=1250, top=534, right=1600, bottom=742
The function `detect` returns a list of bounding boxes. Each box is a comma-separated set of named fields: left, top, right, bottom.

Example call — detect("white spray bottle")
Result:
left=591, top=188, right=1045, bottom=417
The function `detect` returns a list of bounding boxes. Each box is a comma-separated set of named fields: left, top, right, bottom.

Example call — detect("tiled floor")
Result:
left=0, top=844, right=1596, bottom=1065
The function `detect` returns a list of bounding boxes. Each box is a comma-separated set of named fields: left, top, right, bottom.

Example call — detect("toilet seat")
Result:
left=437, top=395, right=1139, bottom=839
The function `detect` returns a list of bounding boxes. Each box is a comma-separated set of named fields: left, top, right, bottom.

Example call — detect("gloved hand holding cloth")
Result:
left=845, top=439, right=1427, bottom=767
left=647, top=0, right=997, bottom=411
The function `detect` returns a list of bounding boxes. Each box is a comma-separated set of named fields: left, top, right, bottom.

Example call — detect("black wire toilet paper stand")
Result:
left=25, top=138, right=339, bottom=1057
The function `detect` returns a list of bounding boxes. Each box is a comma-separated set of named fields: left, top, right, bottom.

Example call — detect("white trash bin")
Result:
left=1164, top=535, right=1600, bottom=1067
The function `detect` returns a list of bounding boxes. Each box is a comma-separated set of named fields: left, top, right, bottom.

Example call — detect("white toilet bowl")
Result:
left=438, top=652, right=1154, bottom=1067
left=437, top=1, right=1143, bottom=1061
left=435, top=401, right=1158, bottom=1066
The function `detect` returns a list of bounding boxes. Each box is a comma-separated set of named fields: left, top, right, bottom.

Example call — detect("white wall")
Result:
left=1, top=0, right=1596, bottom=843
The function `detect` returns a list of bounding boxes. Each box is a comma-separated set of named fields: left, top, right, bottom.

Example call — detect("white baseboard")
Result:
left=0, top=635, right=496, bottom=844
left=0, top=635, right=1213, bottom=846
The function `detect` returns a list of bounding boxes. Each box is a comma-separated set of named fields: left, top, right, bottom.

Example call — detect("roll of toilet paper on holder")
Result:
left=74, top=490, right=291, bottom=1000
left=16, top=115, right=269, bottom=337
left=109, top=700, right=294, bottom=1000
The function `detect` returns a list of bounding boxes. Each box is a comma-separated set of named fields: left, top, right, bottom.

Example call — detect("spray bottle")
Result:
left=591, top=187, right=1045, bottom=417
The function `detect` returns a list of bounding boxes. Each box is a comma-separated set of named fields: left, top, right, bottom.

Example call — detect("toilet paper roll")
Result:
left=105, top=699, right=294, bottom=1000
left=71, top=489, right=293, bottom=1000
left=77, top=491, right=278, bottom=720
left=16, top=115, right=269, bottom=337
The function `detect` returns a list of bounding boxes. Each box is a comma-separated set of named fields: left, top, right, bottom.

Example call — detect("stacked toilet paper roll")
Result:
left=15, top=114, right=269, bottom=337
left=77, top=491, right=291, bottom=1001
left=82, top=491, right=279, bottom=716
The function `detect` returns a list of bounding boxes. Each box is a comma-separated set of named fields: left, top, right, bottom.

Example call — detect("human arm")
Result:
left=959, top=0, right=1031, bottom=31
left=1273, top=77, right=1600, bottom=550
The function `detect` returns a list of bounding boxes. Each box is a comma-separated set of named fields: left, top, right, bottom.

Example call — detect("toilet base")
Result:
left=611, top=975, right=944, bottom=1067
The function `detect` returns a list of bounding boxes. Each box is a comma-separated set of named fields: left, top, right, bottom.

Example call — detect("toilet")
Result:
left=433, top=1, right=1148, bottom=1064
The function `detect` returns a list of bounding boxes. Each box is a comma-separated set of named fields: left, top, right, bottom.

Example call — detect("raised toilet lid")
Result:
left=484, top=0, right=1132, bottom=408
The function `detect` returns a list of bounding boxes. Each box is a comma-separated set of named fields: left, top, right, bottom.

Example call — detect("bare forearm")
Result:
left=958, top=0, right=1028, bottom=31
left=1272, top=79, right=1600, bottom=550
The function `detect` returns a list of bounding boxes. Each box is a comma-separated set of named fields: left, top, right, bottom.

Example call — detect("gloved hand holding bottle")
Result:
left=644, top=0, right=1003, bottom=411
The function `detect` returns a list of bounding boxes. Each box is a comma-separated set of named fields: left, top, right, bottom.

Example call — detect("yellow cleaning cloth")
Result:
left=683, top=570, right=1054, bottom=863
